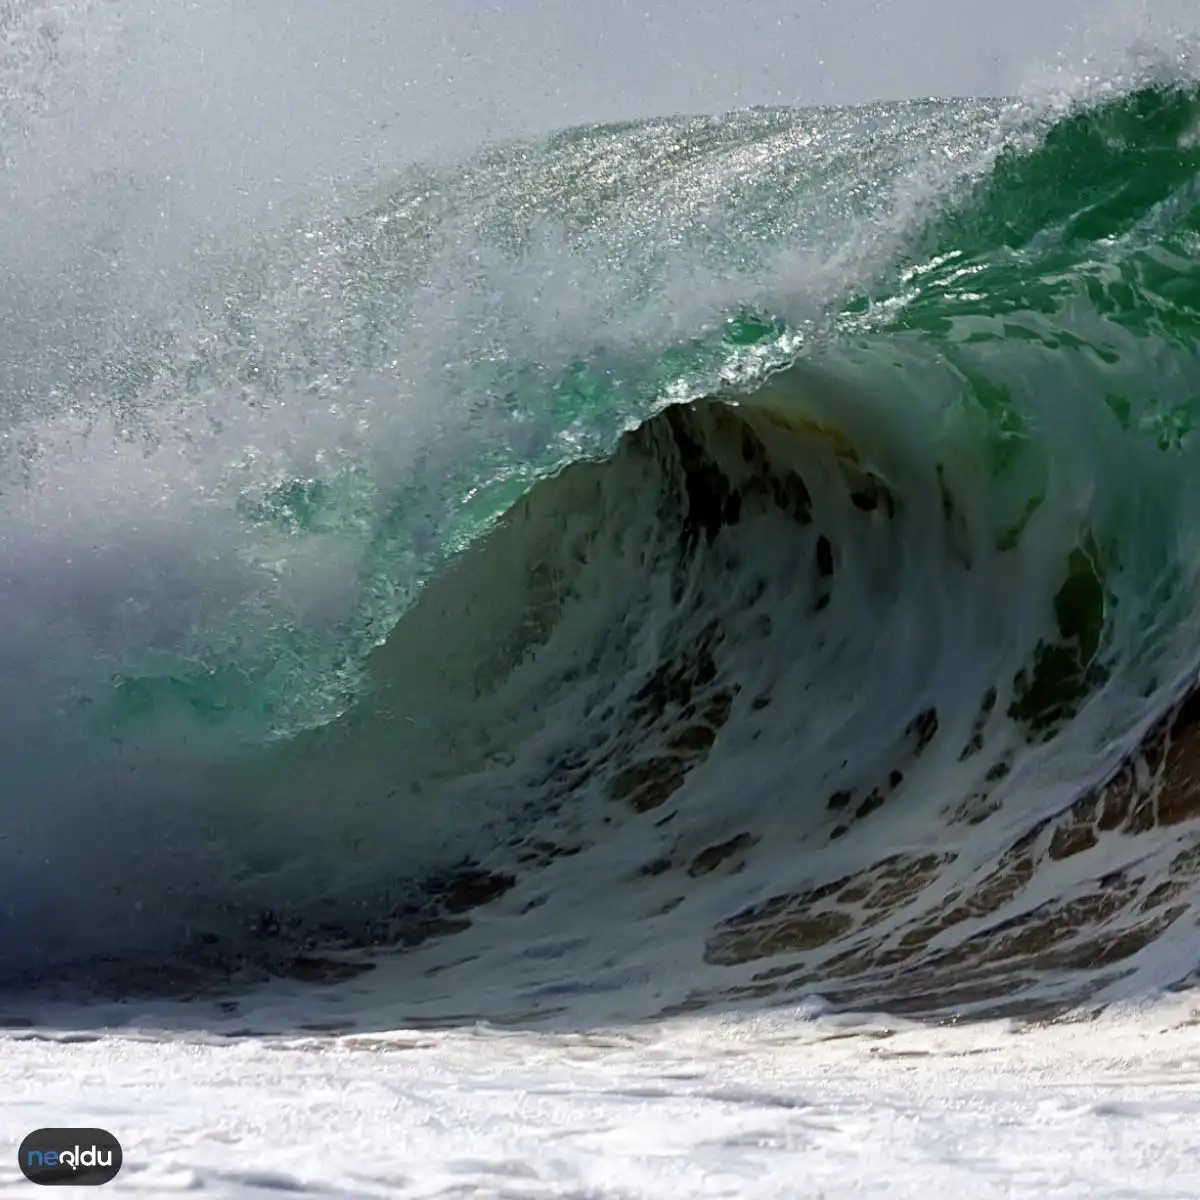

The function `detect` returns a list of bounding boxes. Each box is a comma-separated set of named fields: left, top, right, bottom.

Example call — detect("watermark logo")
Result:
left=18, top=1129, right=122, bottom=1187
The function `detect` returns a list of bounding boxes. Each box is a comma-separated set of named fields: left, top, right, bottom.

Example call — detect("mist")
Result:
left=1, top=0, right=1193, bottom=365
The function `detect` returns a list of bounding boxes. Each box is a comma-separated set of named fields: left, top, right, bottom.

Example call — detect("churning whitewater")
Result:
left=2, top=49, right=1200, bottom=1026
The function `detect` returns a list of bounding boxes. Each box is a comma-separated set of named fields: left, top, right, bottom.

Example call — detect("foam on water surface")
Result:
left=5, top=1000, right=1200, bottom=1198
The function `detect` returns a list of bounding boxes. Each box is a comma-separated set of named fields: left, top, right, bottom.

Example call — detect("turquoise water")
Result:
left=62, top=85, right=1200, bottom=740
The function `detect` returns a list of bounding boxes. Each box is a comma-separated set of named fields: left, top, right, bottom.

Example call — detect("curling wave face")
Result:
left=2, top=75, right=1200, bottom=1020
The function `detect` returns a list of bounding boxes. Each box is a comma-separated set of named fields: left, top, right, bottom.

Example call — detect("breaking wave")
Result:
left=3, top=58, right=1200, bottom=1020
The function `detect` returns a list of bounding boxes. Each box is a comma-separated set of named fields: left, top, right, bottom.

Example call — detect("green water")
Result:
left=80, top=84, right=1200, bottom=741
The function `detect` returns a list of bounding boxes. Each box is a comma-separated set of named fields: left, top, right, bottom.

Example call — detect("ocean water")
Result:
left=3, top=3, right=1200, bottom=1194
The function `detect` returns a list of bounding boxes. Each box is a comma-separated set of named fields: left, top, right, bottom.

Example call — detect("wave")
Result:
left=3, top=78, right=1200, bottom=1021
